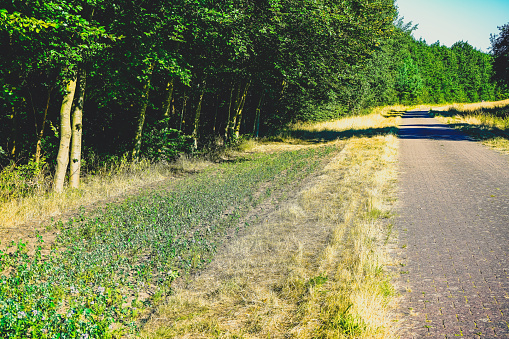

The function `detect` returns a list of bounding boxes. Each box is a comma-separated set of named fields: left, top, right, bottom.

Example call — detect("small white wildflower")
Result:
left=97, top=286, right=105, bottom=295
left=17, top=311, right=26, bottom=319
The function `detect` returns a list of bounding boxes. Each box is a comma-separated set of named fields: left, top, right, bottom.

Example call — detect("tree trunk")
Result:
left=192, top=81, right=206, bottom=149
left=53, top=77, right=77, bottom=193
left=131, top=62, right=155, bottom=160
left=162, top=78, right=174, bottom=118
left=226, top=82, right=240, bottom=141
left=179, top=93, right=187, bottom=131
left=253, top=93, right=264, bottom=138
left=9, top=107, right=18, bottom=160
left=233, top=81, right=251, bottom=138
left=35, top=86, right=53, bottom=164
left=69, top=68, right=86, bottom=188
left=224, top=82, right=235, bottom=142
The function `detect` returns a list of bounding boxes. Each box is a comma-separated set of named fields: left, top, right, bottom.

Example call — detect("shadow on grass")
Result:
left=431, top=105, right=509, bottom=143
left=382, top=110, right=406, bottom=118
left=434, top=103, right=509, bottom=119
left=275, top=126, right=400, bottom=143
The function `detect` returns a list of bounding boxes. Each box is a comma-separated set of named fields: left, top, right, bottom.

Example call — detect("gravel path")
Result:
left=396, top=111, right=509, bottom=338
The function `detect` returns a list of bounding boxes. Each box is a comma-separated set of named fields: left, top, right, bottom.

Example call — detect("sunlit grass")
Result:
left=0, top=106, right=403, bottom=338
left=432, top=99, right=509, bottom=153
left=140, top=108, right=400, bottom=338
left=0, top=156, right=210, bottom=232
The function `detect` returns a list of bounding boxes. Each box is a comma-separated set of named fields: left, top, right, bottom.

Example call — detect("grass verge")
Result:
left=431, top=99, right=509, bottom=153
left=139, top=111, right=400, bottom=338
left=0, top=108, right=402, bottom=338
left=0, top=146, right=335, bottom=338
left=0, top=156, right=213, bottom=232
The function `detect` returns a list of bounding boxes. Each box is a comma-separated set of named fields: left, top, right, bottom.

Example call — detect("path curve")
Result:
left=396, top=111, right=509, bottom=338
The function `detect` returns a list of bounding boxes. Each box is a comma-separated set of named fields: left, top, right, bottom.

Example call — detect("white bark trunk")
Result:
left=53, top=77, right=77, bottom=193
left=69, top=69, right=86, bottom=188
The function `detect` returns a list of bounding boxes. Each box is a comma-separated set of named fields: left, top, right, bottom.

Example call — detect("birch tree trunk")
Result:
left=179, top=93, right=187, bottom=131
left=224, top=82, right=236, bottom=141
left=131, top=62, right=155, bottom=160
left=35, top=86, right=53, bottom=164
left=53, top=77, right=77, bottom=193
left=69, top=69, right=86, bottom=188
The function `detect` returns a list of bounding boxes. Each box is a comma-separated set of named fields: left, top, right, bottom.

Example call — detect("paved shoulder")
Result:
left=396, top=111, right=509, bottom=338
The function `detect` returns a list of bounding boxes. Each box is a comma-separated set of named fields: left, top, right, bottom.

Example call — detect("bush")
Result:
left=141, top=120, right=194, bottom=161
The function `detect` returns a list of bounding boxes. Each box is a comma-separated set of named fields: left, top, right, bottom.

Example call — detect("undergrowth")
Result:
left=0, top=146, right=334, bottom=338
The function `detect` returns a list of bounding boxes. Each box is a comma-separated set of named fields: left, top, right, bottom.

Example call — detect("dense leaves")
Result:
left=2, top=1, right=506, bottom=172
left=491, top=23, right=509, bottom=95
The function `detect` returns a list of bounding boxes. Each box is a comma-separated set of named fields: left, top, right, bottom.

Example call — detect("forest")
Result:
left=0, top=0, right=508, bottom=190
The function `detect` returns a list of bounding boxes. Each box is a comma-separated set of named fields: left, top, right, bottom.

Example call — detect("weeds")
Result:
left=140, top=111, right=400, bottom=338
left=0, top=155, right=199, bottom=230
left=0, top=146, right=332, bottom=338
left=1, top=108, right=403, bottom=338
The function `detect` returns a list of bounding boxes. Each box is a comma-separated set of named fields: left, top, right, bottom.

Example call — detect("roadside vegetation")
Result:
left=139, top=109, right=402, bottom=338
left=431, top=99, right=509, bottom=153
left=0, top=107, right=402, bottom=338
left=0, top=154, right=212, bottom=232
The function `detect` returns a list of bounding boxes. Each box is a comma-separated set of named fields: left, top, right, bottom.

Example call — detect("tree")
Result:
left=491, top=23, right=509, bottom=92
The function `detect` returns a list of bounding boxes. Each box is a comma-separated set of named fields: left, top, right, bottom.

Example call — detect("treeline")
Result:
left=0, top=0, right=507, bottom=191
left=343, top=20, right=505, bottom=109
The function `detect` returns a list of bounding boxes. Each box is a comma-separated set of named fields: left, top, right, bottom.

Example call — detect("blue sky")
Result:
left=395, top=0, right=509, bottom=52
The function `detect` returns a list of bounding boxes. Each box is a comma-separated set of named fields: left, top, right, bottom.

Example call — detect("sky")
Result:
left=395, top=0, right=509, bottom=52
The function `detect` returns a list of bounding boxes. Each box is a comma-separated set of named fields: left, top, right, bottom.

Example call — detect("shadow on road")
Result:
left=430, top=107, right=509, bottom=144
left=399, top=111, right=472, bottom=141
left=282, top=126, right=399, bottom=143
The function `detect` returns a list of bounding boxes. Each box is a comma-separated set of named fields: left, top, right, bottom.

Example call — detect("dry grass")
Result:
left=139, top=110, right=400, bottom=338
left=0, top=155, right=211, bottom=232
left=432, top=99, right=509, bottom=153
left=431, top=99, right=509, bottom=114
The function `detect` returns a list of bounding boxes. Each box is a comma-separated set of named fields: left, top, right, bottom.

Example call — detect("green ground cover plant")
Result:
left=0, top=146, right=335, bottom=338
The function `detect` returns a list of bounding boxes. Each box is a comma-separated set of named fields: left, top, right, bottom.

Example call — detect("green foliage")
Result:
left=0, top=145, right=335, bottom=337
left=0, top=157, right=48, bottom=201
left=491, top=23, right=509, bottom=92
left=0, top=0, right=504, bottom=187
left=395, top=57, right=424, bottom=104
left=141, top=120, right=194, bottom=161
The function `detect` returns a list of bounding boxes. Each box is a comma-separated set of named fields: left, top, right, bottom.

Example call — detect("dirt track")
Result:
left=396, top=111, right=509, bottom=338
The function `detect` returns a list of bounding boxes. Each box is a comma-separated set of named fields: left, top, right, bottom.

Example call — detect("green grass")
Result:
left=0, top=146, right=336, bottom=338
